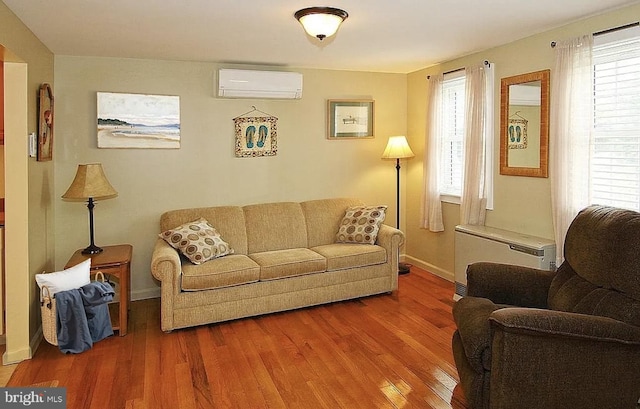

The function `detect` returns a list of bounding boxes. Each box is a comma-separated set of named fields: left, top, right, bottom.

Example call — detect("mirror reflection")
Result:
left=508, top=80, right=541, bottom=168
left=500, top=70, right=550, bottom=177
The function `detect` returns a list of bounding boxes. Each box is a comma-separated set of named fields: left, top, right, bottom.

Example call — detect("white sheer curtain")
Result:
left=550, top=35, right=593, bottom=265
left=421, top=75, right=444, bottom=232
left=460, top=62, right=493, bottom=225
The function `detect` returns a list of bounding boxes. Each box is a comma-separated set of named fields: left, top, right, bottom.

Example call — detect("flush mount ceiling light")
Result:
left=294, top=7, right=348, bottom=41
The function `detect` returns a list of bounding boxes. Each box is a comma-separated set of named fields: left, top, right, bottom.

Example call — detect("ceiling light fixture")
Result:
left=294, top=7, right=348, bottom=41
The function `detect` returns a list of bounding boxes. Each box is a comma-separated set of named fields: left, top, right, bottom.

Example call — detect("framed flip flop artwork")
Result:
left=233, top=108, right=278, bottom=157
left=507, top=117, right=528, bottom=150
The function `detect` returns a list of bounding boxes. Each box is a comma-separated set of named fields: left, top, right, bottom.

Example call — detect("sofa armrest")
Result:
left=376, top=224, right=405, bottom=289
left=487, top=308, right=640, bottom=409
left=466, top=262, right=555, bottom=308
left=150, top=238, right=182, bottom=332
left=377, top=223, right=405, bottom=248
left=151, top=238, right=181, bottom=282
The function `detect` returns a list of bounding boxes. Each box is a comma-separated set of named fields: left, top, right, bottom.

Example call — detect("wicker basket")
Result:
left=40, top=285, right=58, bottom=346
left=40, top=271, right=105, bottom=346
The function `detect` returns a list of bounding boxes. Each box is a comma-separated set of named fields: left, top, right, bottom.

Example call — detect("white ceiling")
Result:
left=4, top=0, right=640, bottom=73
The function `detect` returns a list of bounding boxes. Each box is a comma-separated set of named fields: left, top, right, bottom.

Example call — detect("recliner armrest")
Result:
left=489, top=308, right=640, bottom=344
left=466, top=262, right=555, bottom=308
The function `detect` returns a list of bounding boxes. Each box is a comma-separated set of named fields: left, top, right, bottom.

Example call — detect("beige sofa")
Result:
left=150, top=198, right=404, bottom=332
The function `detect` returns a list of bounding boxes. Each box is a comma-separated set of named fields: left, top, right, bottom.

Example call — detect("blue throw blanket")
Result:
left=55, top=281, right=115, bottom=354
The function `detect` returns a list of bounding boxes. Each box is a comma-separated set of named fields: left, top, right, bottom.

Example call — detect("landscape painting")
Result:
left=97, top=92, right=180, bottom=149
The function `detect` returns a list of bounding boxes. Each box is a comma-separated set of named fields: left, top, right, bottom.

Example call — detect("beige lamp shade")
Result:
left=381, top=136, right=415, bottom=159
left=62, top=163, right=118, bottom=201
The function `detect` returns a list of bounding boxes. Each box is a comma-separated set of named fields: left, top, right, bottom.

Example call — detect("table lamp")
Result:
left=62, top=163, right=118, bottom=254
left=382, top=136, right=415, bottom=274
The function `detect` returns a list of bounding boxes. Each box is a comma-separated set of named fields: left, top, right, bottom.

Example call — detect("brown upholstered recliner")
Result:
left=452, top=205, right=640, bottom=409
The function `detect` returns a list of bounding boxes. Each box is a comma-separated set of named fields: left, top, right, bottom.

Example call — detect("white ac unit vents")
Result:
left=218, top=69, right=303, bottom=99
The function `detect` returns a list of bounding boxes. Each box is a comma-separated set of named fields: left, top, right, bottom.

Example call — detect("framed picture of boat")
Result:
left=327, top=99, right=374, bottom=139
left=97, top=92, right=180, bottom=149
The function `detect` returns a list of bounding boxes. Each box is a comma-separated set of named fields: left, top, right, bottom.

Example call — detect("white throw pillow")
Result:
left=35, top=258, right=91, bottom=296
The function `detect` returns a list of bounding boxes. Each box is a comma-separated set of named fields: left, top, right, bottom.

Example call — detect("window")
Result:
left=592, top=28, right=640, bottom=211
left=439, top=72, right=466, bottom=198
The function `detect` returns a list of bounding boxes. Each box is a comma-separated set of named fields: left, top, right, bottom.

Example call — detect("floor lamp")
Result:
left=382, top=136, right=415, bottom=274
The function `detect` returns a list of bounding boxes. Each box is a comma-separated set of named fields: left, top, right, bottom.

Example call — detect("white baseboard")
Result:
left=1, top=329, right=38, bottom=364
left=2, top=343, right=33, bottom=365
left=402, top=254, right=454, bottom=282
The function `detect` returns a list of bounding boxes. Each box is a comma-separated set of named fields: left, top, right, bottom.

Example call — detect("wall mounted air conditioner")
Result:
left=218, top=69, right=303, bottom=99
left=454, top=224, right=556, bottom=301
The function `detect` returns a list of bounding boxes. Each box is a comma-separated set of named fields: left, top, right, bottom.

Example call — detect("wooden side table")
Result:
left=65, top=244, right=132, bottom=336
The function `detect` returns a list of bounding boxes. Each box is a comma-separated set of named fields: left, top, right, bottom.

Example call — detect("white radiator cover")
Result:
left=454, top=224, right=556, bottom=300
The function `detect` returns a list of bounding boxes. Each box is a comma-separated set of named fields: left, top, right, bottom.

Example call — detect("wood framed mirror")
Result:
left=499, top=69, right=550, bottom=177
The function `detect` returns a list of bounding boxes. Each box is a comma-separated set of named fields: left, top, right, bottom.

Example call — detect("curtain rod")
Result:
left=550, top=21, right=639, bottom=48
left=427, top=60, right=490, bottom=79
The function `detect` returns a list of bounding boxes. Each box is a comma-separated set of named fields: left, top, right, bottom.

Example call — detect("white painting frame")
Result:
left=97, top=92, right=180, bottom=149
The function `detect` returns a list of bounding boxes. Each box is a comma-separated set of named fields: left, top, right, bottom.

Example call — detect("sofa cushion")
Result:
left=244, top=202, right=308, bottom=253
left=336, top=205, right=387, bottom=245
left=181, top=254, right=260, bottom=291
left=250, top=248, right=326, bottom=280
left=311, top=243, right=387, bottom=271
left=301, top=198, right=365, bottom=247
left=160, top=218, right=234, bottom=265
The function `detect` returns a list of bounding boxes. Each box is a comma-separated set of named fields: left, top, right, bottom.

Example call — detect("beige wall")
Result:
left=0, top=1, right=55, bottom=362
left=53, top=57, right=407, bottom=299
left=405, top=3, right=640, bottom=280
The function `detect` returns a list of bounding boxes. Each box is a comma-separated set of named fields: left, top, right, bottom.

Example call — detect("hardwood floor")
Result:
left=8, top=267, right=469, bottom=409
left=0, top=345, right=18, bottom=386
